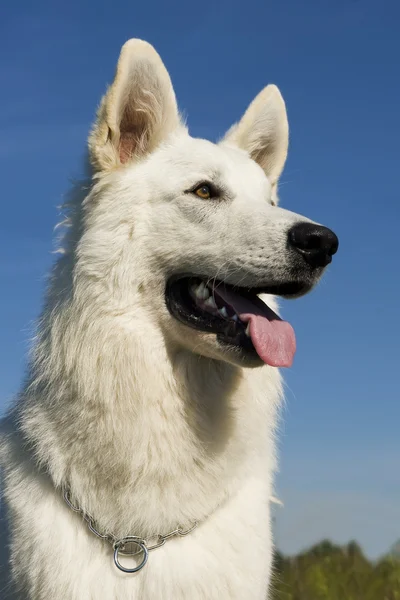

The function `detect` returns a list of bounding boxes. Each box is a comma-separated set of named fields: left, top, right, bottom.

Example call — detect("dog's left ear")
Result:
left=89, top=39, right=182, bottom=172
left=223, top=85, right=288, bottom=187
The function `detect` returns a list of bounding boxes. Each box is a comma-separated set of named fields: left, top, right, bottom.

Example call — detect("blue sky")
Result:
left=1, top=0, right=399, bottom=558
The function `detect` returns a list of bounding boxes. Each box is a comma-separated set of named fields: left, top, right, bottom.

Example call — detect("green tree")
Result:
left=272, top=541, right=400, bottom=600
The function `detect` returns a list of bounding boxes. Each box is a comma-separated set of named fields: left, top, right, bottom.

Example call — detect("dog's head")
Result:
left=81, top=39, right=338, bottom=369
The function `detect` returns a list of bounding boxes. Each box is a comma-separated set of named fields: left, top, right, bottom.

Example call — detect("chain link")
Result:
left=63, top=488, right=198, bottom=572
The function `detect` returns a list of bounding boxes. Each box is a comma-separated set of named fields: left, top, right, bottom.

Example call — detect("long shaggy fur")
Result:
left=0, top=39, right=332, bottom=599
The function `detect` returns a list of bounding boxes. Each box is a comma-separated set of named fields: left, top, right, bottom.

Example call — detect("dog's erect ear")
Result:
left=223, top=85, right=289, bottom=186
left=89, top=39, right=181, bottom=172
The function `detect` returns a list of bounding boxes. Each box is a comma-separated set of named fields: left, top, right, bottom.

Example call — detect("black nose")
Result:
left=288, top=222, right=339, bottom=268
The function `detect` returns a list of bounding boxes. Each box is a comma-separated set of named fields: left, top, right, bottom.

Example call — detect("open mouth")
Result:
left=166, top=276, right=309, bottom=367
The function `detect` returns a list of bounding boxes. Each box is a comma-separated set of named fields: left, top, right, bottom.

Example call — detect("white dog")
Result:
left=0, top=39, right=338, bottom=599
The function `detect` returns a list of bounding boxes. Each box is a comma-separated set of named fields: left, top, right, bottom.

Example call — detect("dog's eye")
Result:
left=189, top=182, right=220, bottom=200
left=194, top=184, right=212, bottom=199
left=186, top=181, right=220, bottom=200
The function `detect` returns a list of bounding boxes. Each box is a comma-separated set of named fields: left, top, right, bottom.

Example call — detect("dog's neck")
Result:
left=16, top=248, right=281, bottom=537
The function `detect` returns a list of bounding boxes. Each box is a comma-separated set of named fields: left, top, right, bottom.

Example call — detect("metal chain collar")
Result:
left=63, top=488, right=198, bottom=573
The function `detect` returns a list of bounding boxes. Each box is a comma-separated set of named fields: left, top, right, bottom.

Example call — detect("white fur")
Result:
left=1, top=39, right=327, bottom=599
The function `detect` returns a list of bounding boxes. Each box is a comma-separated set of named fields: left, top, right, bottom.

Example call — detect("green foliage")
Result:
left=272, top=540, right=400, bottom=600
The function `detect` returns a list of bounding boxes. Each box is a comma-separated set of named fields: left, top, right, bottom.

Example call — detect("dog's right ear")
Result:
left=89, top=39, right=182, bottom=172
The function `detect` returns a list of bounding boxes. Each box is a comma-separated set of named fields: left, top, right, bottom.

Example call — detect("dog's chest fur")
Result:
left=1, top=353, right=281, bottom=599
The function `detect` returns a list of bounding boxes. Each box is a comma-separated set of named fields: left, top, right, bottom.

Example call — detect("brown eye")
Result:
left=194, top=184, right=212, bottom=199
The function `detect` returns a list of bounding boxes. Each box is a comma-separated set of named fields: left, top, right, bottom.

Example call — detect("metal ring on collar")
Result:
left=113, top=537, right=149, bottom=573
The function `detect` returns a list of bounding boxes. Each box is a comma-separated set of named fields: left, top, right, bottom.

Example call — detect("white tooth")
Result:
left=204, top=296, right=217, bottom=310
left=219, top=306, right=228, bottom=318
left=232, top=314, right=239, bottom=322
left=191, top=283, right=199, bottom=297
left=245, top=323, right=250, bottom=337
left=197, top=282, right=210, bottom=300
left=195, top=282, right=204, bottom=298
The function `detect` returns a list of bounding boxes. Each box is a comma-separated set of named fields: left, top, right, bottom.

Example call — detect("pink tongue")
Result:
left=215, top=287, right=296, bottom=367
